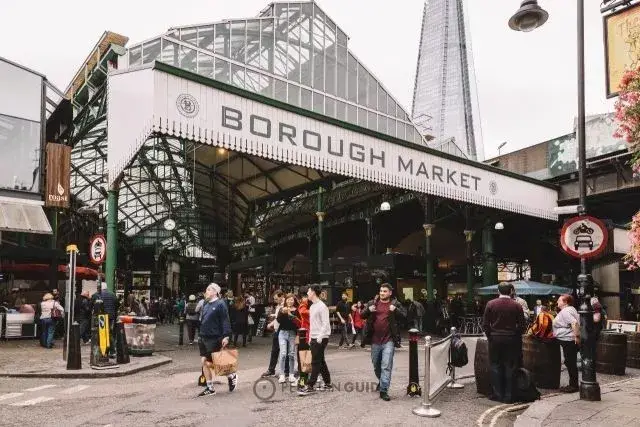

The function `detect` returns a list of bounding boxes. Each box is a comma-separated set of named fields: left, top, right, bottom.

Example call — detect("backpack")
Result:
left=186, top=302, right=197, bottom=316
left=449, top=334, right=468, bottom=368
left=513, top=368, right=541, bottom=403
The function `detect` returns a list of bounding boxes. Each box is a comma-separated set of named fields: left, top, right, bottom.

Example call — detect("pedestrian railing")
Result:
left=413, top=328, right=483, bottom=418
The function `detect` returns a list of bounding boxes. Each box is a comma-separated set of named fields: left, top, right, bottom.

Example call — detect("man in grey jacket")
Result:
left=298, top=284, right=332, bottom=396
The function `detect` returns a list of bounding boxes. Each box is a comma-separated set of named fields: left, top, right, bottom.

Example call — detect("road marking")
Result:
left=24, top=384, right=57, bottom=392
left=0, top=393, right=24, bottom=402
left=10, top=396, right=55, bottom=406
left=61, top=385, right=90, bottom=395
left=477, top=403, right=511, bottom=426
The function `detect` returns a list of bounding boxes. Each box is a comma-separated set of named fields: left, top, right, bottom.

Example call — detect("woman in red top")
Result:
left=351, top=301, right=365, bottom=348
left=298, top=294, right=311, bottom=343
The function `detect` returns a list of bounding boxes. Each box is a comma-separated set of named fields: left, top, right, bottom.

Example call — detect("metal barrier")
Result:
left=413, top=328, right=484, bottom=418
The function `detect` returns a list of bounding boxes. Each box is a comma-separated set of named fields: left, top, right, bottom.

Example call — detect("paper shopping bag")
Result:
left=212, top=348, right=239, bottom=376
left=299, top=349, right=312, bottom=373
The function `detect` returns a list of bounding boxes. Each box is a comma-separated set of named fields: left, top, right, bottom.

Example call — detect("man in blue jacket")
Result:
left=198, top=283, right=235, bottom=397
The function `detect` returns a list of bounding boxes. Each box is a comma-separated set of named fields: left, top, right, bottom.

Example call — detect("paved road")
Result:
left=1, top=326, right=637, bottom=427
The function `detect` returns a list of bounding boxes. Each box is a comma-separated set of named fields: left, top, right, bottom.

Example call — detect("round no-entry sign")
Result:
left=89, top=234, right=107, bottom=265
left=560, top=216, right=608, bottom=259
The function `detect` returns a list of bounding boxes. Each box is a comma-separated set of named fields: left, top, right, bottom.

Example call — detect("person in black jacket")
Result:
left=361, top=283, right=407, bottom=401
left=74, top=290, right=92, bottom=344
left=230, top=296, right=249, bottom=347
left=92, top=283, right=118, bottom=356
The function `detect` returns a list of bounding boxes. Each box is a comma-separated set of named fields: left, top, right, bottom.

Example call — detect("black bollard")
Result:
left=178, top=316, right=185, bottom=346
left=407, top=328, right=422, bottom=397
left=297, top=328, right=309, bottom=388
left=115, top=321, right=130, bottom=364
left=66, top=322, right=82, bottom=370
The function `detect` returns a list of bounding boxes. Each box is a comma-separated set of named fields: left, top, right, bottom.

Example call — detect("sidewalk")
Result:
left=515, top=377, right=640, bottom=426
left=0, top=340, right=171, bottom=378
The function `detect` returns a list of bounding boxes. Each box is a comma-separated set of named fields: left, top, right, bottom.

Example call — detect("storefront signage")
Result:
left=604, top=3, right=640, bottom=97
left=89, top=234, right=107, bottom=265
left=560, top=216, right=609, bottom=259
left=107, top=66, right=558, bottom=221
left=44, top=143, right=71, bottom=208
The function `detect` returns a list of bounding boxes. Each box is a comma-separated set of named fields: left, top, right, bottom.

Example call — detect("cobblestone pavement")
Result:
left=1, top=326, right=638, bottom=427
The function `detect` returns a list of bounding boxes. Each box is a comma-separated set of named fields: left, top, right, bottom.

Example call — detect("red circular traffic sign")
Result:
left=89, top=234, right=107, bottom=265
left=560, top=216, right=608, bottom=259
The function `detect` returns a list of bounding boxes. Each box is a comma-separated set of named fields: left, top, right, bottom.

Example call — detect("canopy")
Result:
left=476, top=280, right=572, bottom=296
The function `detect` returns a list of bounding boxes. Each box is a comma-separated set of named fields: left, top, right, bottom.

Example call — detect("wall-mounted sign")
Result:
left=44, top=143, right=71, bottom=208
left=560, top=216, right=609, bottom=259
left=89, top=234, right=107, bottom=265
left=604, top=3, right=640, bottom=97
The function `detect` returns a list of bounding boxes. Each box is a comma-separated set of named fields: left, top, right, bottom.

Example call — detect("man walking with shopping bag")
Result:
left=197, top=283, right=237, bottom=397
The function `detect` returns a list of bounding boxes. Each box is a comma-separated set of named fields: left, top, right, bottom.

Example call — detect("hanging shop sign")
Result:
left=560, top=216, right=609, bottom=259
left=604, top=2, right=640, bottom=98
left=106, top=65, right=558, bottom=220
left=89, top=234, right=107, bottom=265
left=44, top=143, right=71, bottom=208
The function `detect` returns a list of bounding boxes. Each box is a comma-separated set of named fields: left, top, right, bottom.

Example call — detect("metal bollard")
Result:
left=90, top=299, right=110, bottom=368
left=66, top=322, right=82, bottom=370
left=447, top=327, right=464, bottom=389
left=178, top=316, right=185, bottom=346
left=412, top=336, right=441, bottom=418
left=407, top=328, right=422, bottom=396
left=115, top=321, right=130, bottom=364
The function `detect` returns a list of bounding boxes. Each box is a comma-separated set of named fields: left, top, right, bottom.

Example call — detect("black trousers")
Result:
left=267, top=330, right=289, bottom=374
left=186, top=320, right=198, bottom=342
left=307, top=338, right=330, bottom=388
left=488, top=336, right=520, bottom=402
left=559, top=340, right=579, bottom=387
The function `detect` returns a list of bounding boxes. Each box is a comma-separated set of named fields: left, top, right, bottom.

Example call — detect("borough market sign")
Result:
left=106, top=63, right=558, bottom=220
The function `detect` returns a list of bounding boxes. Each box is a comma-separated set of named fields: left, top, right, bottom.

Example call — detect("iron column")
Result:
left=105, top=186, right=119, bottom=293
left=316, top=187, right=325, bottom=275
left=464, top=206, right=475, bottom=307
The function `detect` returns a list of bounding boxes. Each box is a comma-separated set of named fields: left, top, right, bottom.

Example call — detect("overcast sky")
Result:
left=0, top=0, right=614, bottom=158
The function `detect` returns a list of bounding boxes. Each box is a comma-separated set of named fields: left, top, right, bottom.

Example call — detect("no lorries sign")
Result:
left=560, top=216, right=608, bottom=259
left=89, top=234, right=107, bottom=265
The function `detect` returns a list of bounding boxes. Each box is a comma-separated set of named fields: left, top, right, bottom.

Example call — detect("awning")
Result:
left=0, top=201, right=52, bottom=234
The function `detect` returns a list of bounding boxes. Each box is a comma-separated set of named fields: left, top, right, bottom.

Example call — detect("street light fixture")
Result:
left=508, top=0, right=599, bottom=401
left=508, top=0, right=549, bottom=32
left=494, top=222, right=504, bottom=231
left=380, top=201, right=391, bottom=211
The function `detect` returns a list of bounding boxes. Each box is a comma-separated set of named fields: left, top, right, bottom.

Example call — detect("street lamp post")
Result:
left=508, top=0, right=600, bottom=401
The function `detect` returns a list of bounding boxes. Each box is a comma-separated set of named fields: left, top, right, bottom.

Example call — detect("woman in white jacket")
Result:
left=40, top=293, right=64, bottom=349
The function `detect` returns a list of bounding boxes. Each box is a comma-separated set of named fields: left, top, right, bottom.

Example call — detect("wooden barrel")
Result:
left=474, top=338, right=491, bottom=395
left=596, top=332, right=627, bottom=375
left=625, top=332, right=640, bottom=369
left=522, top=335, right=561, bottom=389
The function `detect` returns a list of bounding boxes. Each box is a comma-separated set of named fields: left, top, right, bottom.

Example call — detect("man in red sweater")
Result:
left=482, top=282, right=526, bottom=404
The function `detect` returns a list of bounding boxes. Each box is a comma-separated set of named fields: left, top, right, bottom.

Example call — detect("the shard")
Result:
left=412, top=0, right=484, bottom=160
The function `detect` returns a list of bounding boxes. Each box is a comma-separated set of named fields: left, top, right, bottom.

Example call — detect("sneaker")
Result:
left=278, top=374, right=286, bottom=384
left=348, top=344, right=355, bottom=349
left=317, top=383, right=333, bottom=392
left=560, top=385, right=579, bottom=393
left=297, top=385, right=316, bottom=396
left=380, top=391, right=390, bottom=401
left=261, top=371, right=276, bottom=378
left=288, top=374, right=297, bottom=384
left=198, top=387, right=216, bottom=397
left=227, top=373, right=237, bottom=392
left=189, top=341, right=194, bottom=345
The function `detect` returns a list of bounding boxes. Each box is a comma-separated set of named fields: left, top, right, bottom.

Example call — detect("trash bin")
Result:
left=119, top=316, right=157, bottom=356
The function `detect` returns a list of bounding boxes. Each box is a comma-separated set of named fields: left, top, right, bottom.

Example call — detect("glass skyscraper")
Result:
left=412, top=0, right=484, bottom=160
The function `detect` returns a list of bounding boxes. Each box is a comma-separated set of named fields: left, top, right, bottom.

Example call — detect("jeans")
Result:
left=352, top=327, right=363, bottom=346
left=488, top=336, right=520, bottom=402
left=414, top=317, right=423, bottom=332
left=186, top=320, right=198, bottom=342
left=559, top=340, right=579, bottom=387
left=79, top=318, right=90, bottom=343
left=278, top=329, right=297, bottom=375
left=268, top=330, right=289, bottom=374
left=371, top=341, right=395, bottom=393
left=338, top=322, right=351, bottom=347
left=308, top=338, right=330, bottom=388
left=41, top=318, right=55, bottom=348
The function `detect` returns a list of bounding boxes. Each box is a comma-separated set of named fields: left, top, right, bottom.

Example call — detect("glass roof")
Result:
left=125, top=1, right=426, bottom=146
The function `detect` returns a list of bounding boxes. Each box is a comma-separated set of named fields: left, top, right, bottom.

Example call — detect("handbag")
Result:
left=212, top=348, right=238, bottom=376
left=299, top=349, right=312, bottom=373
left=50, top=301, right=62, bottom=319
